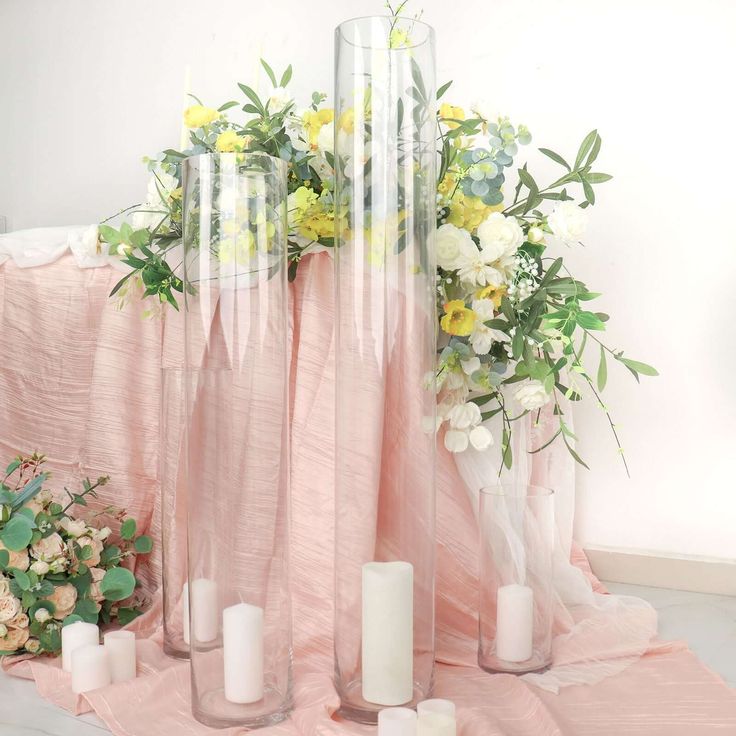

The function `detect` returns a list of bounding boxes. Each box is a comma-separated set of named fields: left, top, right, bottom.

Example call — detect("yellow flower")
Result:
left=338, top=108, right=355, bottom=134
left=215, top=130, right=245, bottom=152
left=447, top=190, right=504, bottom=233
left=291, top=186, right=318, bottom=213
left=303, top=108, right=335, bottom=146
left=475, top=284, right=507, bottom=308
left=440, top=300, right=476, bottom=336
left=183, top=105, right=218, bottom=129
left=439, top=103, right=465, bottom=129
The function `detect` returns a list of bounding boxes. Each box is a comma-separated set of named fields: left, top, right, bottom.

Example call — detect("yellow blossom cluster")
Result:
left=290, top=185, right=335, bottom=241
left=440, top=299, right=476, bottom=336
left=439, top=103, right=465, bottom=129
left=303, top=108, right=334, bottom=147
left=440, top=173, right=504, bottom=233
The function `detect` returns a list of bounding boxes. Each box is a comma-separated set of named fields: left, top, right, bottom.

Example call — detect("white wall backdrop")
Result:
left=2, top=0, right=735, bottom=560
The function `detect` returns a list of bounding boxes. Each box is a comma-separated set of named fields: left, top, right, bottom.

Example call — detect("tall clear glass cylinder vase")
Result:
left=333, top=16, right=438, bottom=724
left=182, top=153, right=292, bottom=729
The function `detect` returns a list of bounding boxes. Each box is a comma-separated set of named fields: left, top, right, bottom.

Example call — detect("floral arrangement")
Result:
left=0, top=453, right=152, bottom=656
left=99, top=3, right=656, bottom=471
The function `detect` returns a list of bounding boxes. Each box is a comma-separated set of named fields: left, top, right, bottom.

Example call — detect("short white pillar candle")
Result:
left=62, top=621, right=99, bottom=673
left=378, top=707, right=417, bottom=736
left=361, top=561, right=414, bottom=706
left=222, top=602, right=264, bottom=704
left=496, top=583, right=534, bottom=663
left=188, top=578, right=219, bottom=643
left=71, top=644, right=111, bottom=694
left=417, top=699, right=456, bottom=719
left=103, top=630, right=137, bottom=683
left=417, top=713, right=456, bottom=736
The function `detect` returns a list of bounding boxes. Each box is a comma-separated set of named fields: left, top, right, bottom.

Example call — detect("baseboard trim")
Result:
left=584, top=546, right=736, bottom=596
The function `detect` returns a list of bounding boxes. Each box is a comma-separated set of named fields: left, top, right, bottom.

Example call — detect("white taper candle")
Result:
left=103, top=630, right=137, bottom=683
left=71, top=644, right=111, bottom=694
left=361, top=561, right=414, bottom=705
left=496, top=583, right=534, bottom=662
left=62, top=621, right=99, bottom=673
left=222, top=602, right=264, bottom=704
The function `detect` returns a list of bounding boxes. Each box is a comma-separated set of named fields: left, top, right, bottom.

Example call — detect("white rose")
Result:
left=547, top=202, right=587, bottom=245
left=447, top=402, right=482, bottom=430
left=29, top=560, right=50, bottom=575
left=31, top=532, right=65, bottom=562
left=435, top=223, right=475, bottom=271
left=0, top=595, right=21, bottom=623
left=469, top=425, right=494, bottom=451
left=267, top=86, right=292, bottom=113
left=444, top=429, right=469, bottom=453
left=316, top=121, right=334, bottom=154
left=477, top=212, right=524, bottom=261
left=94, top=527, right=112, bottom=541
left=25, top=638, right=41, bottom=654
left=58, top=517, right=87, bottom=538
left=34, top=608, right=51, bottom=623
left=514, top=379, right=551, bottom=411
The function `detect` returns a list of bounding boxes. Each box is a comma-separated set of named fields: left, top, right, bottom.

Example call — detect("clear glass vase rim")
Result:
left=479, top=484, right=554, bottom=498
left=182, top=151, right=287, bottom=176
left=336, top=15, right=435, bottom=50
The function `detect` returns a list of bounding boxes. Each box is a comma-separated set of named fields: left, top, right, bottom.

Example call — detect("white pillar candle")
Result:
left=188, top=578, right=219, bottom=643
left=417, top=699, right=456, bottom=719
left=361, top=561, right=414, bottom=706
left=222, top=602, right=264, bottom=704
left=62, top=621, right=99, bottom=673
left=378, top=707, right=417, bottom=736
left=71, top=644, right=111, bottom=694
left=417, top=713, right=456, bottom=736
left=103, top=630, right=137, bottom=683
left=496, top=583, right=534, bottom=663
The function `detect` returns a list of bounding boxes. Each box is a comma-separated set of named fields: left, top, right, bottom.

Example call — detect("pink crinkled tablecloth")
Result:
left=1, top=250, right=735, bottom=735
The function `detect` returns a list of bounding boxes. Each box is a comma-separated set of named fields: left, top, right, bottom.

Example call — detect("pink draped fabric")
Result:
left=1, top=251, right=736, bottom=734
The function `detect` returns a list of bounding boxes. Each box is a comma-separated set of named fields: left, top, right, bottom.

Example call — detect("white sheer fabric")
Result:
left=455, top=393, right=657, bottom=692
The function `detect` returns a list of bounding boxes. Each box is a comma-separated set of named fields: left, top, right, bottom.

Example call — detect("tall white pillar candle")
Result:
left=62, top=621, right=99, bottom=672
left=189, top=578, right=219, bottom=643
left=222, top=602, right=264, bottom=704
left=417, top=699, right=456, bottom=719
left=103, top=630, right=137, bottom=683
left=496, top=583, right=534, bottom=662
left=71, top=644, right=111, bottom=694
left=182, top=582, right=190, bottom=645
left=378, top=707, right=417, bottom=736
left=361, top=561, right=414, bottom=705
left=417, top=713, right=456, bottom=736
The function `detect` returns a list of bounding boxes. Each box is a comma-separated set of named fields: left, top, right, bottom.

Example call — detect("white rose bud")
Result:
left=97, top=527, right=112, bottom=541
left=34, top=608, right=51, bottom=623
left=0, top=624, right=6, bottom=636
left=30, top=560, right=50, bottom=575
left=25, top=638, right=41, bottom=653
left=528, top=226, right=544, bottom=243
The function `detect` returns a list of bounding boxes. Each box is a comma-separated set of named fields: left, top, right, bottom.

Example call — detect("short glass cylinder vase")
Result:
left=160, top=367, right=191, bottom=660
left=478, top=485, right=555, bottom=675
left=333, top=16, right=438, bottom=724
left=182, top=152, right=292, bottom=729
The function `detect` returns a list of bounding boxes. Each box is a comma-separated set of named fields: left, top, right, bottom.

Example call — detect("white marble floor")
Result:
left=1, top=583, right=734, bottom=735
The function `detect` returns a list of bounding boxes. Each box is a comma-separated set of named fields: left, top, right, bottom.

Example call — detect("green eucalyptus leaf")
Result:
left=120, top=518, right=136, bottom=540
left=100, top=567, right=136, bottom=602
left=134, top=535, right=153, bottom=554
left=0, top=515, right=34, bottom=551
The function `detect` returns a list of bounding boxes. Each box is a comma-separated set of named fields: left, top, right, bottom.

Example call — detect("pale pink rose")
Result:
left=45, top=583, right=77, bottom=619
left=31, top=532, right=65, bottom=562
left=1, top=624, right=29, bottom=652
left=76, top=536, right=103, bottom=567
left=88, top=567, right=106, bottom=602
left=0, top=595, right=22, bottom=623
left=8, top=612, right=29, bottom=629
left=0, top=541, right=30, bottom=572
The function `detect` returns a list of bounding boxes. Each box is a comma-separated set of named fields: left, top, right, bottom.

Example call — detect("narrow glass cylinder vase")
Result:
left=333, top=16, right=438, bottom=724
left=478, top=485, right=554, bottom=674
left=160, top=367, right=191, bottom=659
left=182, top=152, right=292, bottom=729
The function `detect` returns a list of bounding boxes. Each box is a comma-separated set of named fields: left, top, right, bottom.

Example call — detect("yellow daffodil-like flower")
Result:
left=439, top=103, right=465, bottom=129
left=441, top=300, right=476, bottom=336
left=215, top=130, right=245, bottom=152
left=389, top=27, right=410, bottom=48
left=475, top=284, right=507, bottom=308
left=298, top=211, right=334, bottom=241
left=303, top=108, right=335, bottom=147
left=291, top=185, right=318, bottom=213
left=447, top=190, right=505, bottom=233
left=184, top=104, right=218, bottom=129
left=338, top=108, right=355, bottom=134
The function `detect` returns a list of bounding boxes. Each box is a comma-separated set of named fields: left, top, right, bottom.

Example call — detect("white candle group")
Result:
left=362, top=561, right=414, bottom=705
left=496, top=583, right=534, bottom=663
left=104, top=630, right=137, bottom=683
left=62, top=621, right=99, bottom=672
left=222, top=602, right=264, bottom=704
left=71, top=644, right=111, bottom=694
